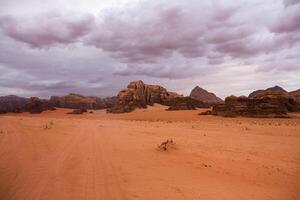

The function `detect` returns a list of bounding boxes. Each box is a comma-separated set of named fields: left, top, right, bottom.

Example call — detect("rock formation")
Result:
left=212, top=95, right=292, bottom=118
left=23, top=97, right=56, bottom=114
left=50, top=93, right=106, bottom=110
left=102, top=96, right=117, bottom=108
left=0, top=95, right=28, bottom=114
left=290, top=89, right=300, bottom=101
left=190, top=86, right=223, bottom=105
left=248, top=86, right=287, bottom=98
left=108, top=80, right=211, bottom=113
left=258, top=93, right=300, bottom=112
left=166, top=97, right=209, bottom=111
left=107, top=80, right=184, bottom=113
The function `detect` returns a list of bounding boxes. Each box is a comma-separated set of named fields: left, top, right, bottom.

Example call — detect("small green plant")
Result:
left=157, top=139, right=176, bottom=151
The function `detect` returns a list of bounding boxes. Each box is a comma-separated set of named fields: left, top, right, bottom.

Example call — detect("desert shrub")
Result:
left=157, top=139, right=176, bottom=151
left=67, top=108, right=87, bottom=114
left=43, top=121, right=54, bottom=130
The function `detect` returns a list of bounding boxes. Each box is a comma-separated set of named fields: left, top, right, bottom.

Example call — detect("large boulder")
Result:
left=50, top=93, right=106, bottom=110
left=212, top=95, right=289, bottom=118
left=190, top=86, right=223, bottom=105
left=0, top=95, right=28, bottom=114
left=23, top=97, right=56, bottom=114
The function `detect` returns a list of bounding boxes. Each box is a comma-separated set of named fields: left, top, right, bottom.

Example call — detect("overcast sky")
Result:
left=0, top=0, right=299, bottom=98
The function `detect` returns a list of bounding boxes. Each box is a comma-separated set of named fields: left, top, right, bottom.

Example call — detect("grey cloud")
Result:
left=0, top=0, right=299, bottom=98
left=270, top=4, right=300, bottom=33
left=283, top=0, right=300, bottom=7
left=0, top=13, right=94, bottom=48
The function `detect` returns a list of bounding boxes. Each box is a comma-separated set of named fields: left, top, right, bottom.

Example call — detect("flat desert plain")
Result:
left=0, top=104, right=300, bottom=200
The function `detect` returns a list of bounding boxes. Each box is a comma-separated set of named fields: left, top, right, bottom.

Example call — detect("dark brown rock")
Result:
left=247, top=86, right=300, bottom=113
left=190, top=86, right=223, bottom=105
left=248, top=86, right=287, bottom=98
left=253, top=90, right=300, bottom=112
left=102, top=96, right=117, bottom=108
left=289, top=89, right=300, bottom=101
left=166, top=97, right=209, bottom=111
left=0, top=95, right=28, bottom=114
left=23, top=97, right=56, bottom=114
left=50, top=93, right=106, bottom=110
left=212, top=95, right=289, bottom=118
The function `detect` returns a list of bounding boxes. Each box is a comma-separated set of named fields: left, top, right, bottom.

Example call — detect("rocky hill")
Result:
left=212, top=91, right=300, bottom=118
left=107, top=80, right=181, bottom=113
left=190, top=86, right=223, bottom=105
left=23, top=97, right=56, bottom=114
left=248, top=86, right=288, bottom=98
left=107, top=80, right=209, bottom=113
left=50, top=93, right=107, bottom=110
left=289, top=89, right=300, bottom=101
left=166, top=97, right=209, bottom=111
left=0, top=95, right=28, bottom=114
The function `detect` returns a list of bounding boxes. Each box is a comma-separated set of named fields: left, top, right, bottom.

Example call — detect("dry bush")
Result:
left=43, top=121, right=53, bottom=130
left=157, top=139, right=176, bottom=151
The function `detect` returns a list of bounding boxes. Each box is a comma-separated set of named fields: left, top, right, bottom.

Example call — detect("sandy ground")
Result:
left=0, top=104, right=300, bottom=200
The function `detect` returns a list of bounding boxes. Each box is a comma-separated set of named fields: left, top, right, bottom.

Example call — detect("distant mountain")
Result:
left=23, top=97, right=56, bottom=114
left=189, top=86, right=223, bottom=104
left=0, top=95, right=28, bottom=114
left=50, top=93, right=107, bottom=110
left=248, top=86, right=288, bottom=98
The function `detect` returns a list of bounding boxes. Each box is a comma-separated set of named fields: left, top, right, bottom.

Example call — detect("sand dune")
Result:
left=0, top=105, right=300, bottom=200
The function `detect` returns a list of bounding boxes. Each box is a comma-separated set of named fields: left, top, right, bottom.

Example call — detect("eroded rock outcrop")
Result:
left=108, top=80, right=210, bottom=113
left=290, top=89, right=300, bottom=101
left=190, top=86, right=223, bottom=105
left=0, top=95, right=28, bottom=114
left=103, top=96, right=117, bottom=108
left=50, top=93, right=106, bottom=110
left=107, top=80, right=185, bottom=113
left=212, top=95, right=290, bottom=118
left=254, top=92, right=300, bottom=112
left=248, top=86, right=287, bottom=99
left=23, top=97, right=56, bottom=114
left=166, top=97, right=210, bottom=111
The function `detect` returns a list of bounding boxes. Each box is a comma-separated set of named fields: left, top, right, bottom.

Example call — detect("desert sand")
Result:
left=0, top=104, right=299, bottom=200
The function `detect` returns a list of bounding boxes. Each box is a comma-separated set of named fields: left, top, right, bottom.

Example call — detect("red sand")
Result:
left=0, top=104, right=300, bottom=200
